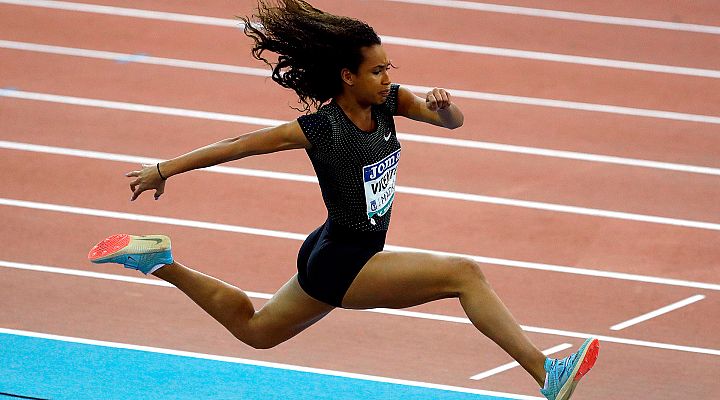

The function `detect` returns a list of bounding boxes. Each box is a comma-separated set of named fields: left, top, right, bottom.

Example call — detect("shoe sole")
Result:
left=88, top=234, right=170, bottom=263
left=557, top=337, right=600, bottom=400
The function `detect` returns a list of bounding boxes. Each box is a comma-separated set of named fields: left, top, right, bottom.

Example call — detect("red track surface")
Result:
left=1, top=1, right=719, bottom=399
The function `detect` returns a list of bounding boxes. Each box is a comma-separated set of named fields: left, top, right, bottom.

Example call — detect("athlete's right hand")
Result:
left=126, top=163, right=167, bottom=201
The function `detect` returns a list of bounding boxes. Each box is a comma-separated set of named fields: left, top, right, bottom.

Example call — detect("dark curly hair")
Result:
left=239, top=0, right=381, bottom=112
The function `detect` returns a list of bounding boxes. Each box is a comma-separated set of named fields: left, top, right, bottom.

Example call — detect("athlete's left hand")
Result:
left=425, top=88, right=452, bottom=111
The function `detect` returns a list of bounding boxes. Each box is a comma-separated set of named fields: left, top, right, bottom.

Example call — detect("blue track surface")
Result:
left=0, top=331, right=528, bottom=400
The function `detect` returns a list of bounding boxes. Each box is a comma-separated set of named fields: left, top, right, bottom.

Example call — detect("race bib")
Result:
left=363, top=149, right=401, bottom=220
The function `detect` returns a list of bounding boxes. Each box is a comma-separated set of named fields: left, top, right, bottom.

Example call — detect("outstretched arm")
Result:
left=127, top=121, right=310, bottom=201
left=396, top=86, right=464, bottom=129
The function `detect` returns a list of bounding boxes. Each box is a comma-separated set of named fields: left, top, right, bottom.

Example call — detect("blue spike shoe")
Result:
left=541, top=337, right=600, bottom=400
left=88, top=234, right=173, bottom=275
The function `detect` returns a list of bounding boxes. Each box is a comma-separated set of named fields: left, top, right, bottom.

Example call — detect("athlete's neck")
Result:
left=335, top=95, right=374, bottom=132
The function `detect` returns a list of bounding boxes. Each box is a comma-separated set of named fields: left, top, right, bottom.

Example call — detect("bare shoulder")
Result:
left=276, top=120, right=310, bottom=149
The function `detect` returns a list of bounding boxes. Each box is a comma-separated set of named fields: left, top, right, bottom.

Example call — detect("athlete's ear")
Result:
left=340, top=68, right=354, bottom=86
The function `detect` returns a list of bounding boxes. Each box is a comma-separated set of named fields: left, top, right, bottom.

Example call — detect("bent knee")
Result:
left=229, top=318, right=284, bottom=350
left=235, top=330, right=281, bottom=350
left=450, top=257, right=488, bottom=287
left=246, top=337, right=280, bottom=350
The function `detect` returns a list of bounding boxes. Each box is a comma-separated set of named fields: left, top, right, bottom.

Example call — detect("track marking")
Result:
left=398, top=132, right=720, bottom=176
left=0, top=0, right=242, bottom=27
left=2, top=140, right=720, bottom=231
left=470, top=343, right=572, bottom=380
left=610, top=294, right=706, bottom=331
left=2, top=0, right=720, bottom=79
left=0, top=40, right=272, bottom=77
left=1, top=198, right=720, bottom=292
left=0, top=86, right=18, bottom=96
left=0, top=88, right=285, bottom=125
left=114, top=52, right=147, bottom=64
left=0, top=328, right=543, bottom=400
left=1, top=261, right=719, bottom=357
left=4, top=40, right=720, bottom=132
left=383, top=0, right=720, bottom=35
left=3, top=43, right=720, bottom=124
left=379, top=37, right=720, bottom=79
left=400, top=82, right=720, bottom=124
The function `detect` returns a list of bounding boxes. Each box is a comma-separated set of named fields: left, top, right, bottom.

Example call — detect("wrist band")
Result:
left=156, top=163, right=167, bottom=180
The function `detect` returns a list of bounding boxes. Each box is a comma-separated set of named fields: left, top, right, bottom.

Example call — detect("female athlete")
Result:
left=88, top=1, right=598, bottom=399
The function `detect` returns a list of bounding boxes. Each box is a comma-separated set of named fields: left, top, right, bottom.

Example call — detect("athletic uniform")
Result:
left=296, top=83, right=401, bottom=307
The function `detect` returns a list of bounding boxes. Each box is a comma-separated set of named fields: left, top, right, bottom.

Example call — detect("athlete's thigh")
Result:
left=251, top=274, right=335, bottom=344
left=341, top=251, right=468, bottom=309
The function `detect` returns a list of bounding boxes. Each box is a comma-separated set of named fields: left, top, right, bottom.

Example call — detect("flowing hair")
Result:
left=239, top=0, right=381, bottom=112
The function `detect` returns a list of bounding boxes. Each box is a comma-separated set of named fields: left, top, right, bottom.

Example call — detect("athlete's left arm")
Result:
left=396, top=86, right=464, bottom=129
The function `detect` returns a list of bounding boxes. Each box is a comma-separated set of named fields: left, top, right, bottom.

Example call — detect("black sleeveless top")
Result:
left=297, top=84, right=401, bottom=232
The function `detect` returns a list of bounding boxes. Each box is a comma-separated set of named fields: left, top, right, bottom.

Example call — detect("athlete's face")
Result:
left=347, top=45, right=393, bottom=105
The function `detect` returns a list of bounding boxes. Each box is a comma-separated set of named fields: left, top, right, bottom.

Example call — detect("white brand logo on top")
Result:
left=362, top=149, right=401, bottom=220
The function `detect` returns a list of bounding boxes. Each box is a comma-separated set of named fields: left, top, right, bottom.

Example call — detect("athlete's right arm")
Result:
left=160, top=121, right=309, bottom=177
left=127, top=121, right=309, bottom=201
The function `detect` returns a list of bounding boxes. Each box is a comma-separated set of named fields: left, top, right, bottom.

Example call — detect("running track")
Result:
left=1, top=1, right=718, bottom=399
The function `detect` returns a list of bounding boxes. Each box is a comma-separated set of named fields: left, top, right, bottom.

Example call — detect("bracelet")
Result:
left=156, top=163, right=167, bottom=180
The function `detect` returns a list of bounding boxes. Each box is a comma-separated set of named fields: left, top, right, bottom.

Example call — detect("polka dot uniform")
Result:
left=298, top=83, right=401, bottom=232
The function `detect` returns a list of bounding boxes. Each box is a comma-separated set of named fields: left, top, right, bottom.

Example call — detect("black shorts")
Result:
left=297, top=218, right=387, bottom=307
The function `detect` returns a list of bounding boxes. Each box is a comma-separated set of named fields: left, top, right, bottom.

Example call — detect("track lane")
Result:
left=1, top=199, right=718, bottom=349
left=3, top=89, right=720, bottom=230
left=462, top=0, right=720, bottom=26
left=2, top=42, right=719, bottom=167
left=8, top=0, right=720, bottom=71
left=2, top=149, right=719, bottom=290
left=6, top=51, right=720, bottom=184
left=4, top=84, right=717, bottom=173
left=5, top=129, right=720, bottom=226
left=2, top=5, right=719, bottom=115
left=3, top=97, right=720, bottom=224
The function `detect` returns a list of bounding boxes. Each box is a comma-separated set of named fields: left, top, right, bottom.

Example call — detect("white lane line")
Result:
left=383, top=0, right=720, bottom=35
left=0, top=327, right=544, bottom=400
left=470, top=343, right=572, bottom=380
left=397, top=132, right=720, bottom=176
left=3, top=139, right=720, bottom=232
left=2, top=0, right=720, bottom=79
left=610, top=294, right=706, bottom=331
left=2, top=198, right=720, bottom=293
left=399, top=83, right=720, bottom=124
left=3, top=42, right=720, bottom=124
left=0, top=40, right=272, bottom=77
left=1, top=0, right=241, bottom=26
left=379, top=36, right=720, bottom=79
left=0, top=260, right=273, bottom=299
left=2, top=261, right=720, bottom=357
left=0, top=88, right=286, bottom=125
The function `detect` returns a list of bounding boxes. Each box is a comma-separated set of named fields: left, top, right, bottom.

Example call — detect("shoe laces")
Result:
left=550, top=353, right=578, bottom=380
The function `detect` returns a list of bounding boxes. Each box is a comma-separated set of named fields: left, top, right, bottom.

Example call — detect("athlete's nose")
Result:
left=381, top=70, right=391, bottom=85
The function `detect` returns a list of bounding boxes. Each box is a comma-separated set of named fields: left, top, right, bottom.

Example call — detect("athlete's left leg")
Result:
left=341, top=251, right=546, bottom=386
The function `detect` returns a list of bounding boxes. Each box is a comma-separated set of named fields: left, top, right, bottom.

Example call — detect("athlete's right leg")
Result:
left=88, top=234, right=334, bottom=348
left=153, top=263, right=335, bottom=349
